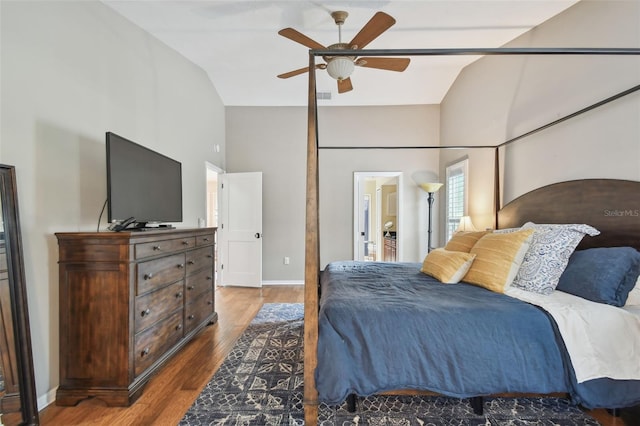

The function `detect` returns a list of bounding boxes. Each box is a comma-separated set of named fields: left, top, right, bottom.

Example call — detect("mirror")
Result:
left=0, top=165, right=39, bottom=425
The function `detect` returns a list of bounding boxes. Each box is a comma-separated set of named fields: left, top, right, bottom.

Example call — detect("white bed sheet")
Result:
left=623, top=304, right=640, bottom=317
left=505, top=287, right=640, bottom=383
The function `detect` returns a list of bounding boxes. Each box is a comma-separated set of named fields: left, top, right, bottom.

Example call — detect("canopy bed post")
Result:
left=304, top=52, right=320, bottom=426
left=494, top=146, right=501, bottom=229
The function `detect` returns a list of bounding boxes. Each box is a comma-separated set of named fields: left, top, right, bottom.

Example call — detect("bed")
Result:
left=311, top=179, right=640, bottom=417
left=300, top=48, right=640, bottom=424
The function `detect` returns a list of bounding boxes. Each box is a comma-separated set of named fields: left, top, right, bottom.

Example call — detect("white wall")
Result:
left=0, top=0, right=225, bottom=407
left=226, top=104, right=440, bottom=276
left=440, top=0, right=640, bottom=232
left=318, top=105, right=440, bottom=265
left=226, top=107, right=307, bottom=282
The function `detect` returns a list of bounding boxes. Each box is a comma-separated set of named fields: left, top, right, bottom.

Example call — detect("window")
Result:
left=445, top=159, right=469, bottom=242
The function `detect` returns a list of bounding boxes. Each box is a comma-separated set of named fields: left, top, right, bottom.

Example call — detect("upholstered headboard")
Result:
left=497, top=179, right=640, bottom=251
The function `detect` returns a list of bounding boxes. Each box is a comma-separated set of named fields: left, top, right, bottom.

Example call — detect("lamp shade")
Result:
left=456, top=216, right=477, bottom=232
left=418, top=182, right=443, bottom=193
left=326, top=57, right=354, bottom=80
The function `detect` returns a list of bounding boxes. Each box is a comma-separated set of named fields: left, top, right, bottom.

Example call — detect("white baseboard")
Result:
left=261, top=280, right=304, bottom=286
left=38, top=387, right=57, bottom=411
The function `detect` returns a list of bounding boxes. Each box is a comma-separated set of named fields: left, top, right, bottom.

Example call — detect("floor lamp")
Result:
left=418, top=183, right=443, bottom=253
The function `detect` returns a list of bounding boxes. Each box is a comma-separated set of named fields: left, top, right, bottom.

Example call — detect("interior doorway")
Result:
left=206, top=162, right=223, bottom=288
left=206, top=163, right=221, bottom=227
left=353, top=172, right=402, bottom=262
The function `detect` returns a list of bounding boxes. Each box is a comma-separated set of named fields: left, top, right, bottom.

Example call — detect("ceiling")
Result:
left=101, top=0, right=580, bottom=107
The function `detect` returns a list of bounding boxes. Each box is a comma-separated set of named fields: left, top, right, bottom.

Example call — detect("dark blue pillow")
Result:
left=556, top=247, right=640, bottom=307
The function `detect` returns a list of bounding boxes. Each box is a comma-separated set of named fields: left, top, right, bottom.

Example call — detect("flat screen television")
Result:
left=106, top=132, right=182, bottom=229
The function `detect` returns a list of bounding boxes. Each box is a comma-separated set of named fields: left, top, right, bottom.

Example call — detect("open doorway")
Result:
left=353, top=172, right=402, bottom=262
left=206, top=162, right=222, bottom=227
left=206, top=162, right=223, bottom=287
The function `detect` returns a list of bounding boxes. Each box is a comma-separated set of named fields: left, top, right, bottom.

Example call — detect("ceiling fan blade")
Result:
left=277, top=67, right=310, bottom=79
left=349, top=12, right=396, bottom=49
left=278, top=28, right=326, bottom=50
left=357, top=57, right=410, bottom=72
left=337, top=78, right=353, bottom=94
left=277, top=64, right=325, bottom=79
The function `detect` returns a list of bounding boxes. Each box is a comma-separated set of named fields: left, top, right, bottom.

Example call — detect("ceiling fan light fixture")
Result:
left=326, top=57, right=354, bottom=80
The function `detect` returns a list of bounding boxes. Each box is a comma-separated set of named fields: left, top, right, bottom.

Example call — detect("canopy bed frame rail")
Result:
left=303, top=47, right=640, bottom=425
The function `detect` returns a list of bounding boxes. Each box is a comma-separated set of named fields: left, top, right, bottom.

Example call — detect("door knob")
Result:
left=255, top=233, right=261, bottom=239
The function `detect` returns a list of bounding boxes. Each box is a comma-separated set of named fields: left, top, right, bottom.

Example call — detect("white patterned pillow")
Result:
left=494, top=227, right=521, bottom=234
left=510, top=222, right=600, bottom=295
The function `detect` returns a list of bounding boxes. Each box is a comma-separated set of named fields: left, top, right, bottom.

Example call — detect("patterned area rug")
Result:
left=180, top=303, right=600, bottom=425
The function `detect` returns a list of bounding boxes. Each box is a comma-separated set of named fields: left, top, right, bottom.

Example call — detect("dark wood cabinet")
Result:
left=55, top=228, right=217, bottom=407
left=383, top=237, right=397, bottom=261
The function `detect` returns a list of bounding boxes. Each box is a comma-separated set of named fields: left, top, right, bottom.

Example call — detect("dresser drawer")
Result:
left=184, top=290, right=214, bottom=334
left=135, top=237, right=196, bottom=259
left=186, top=246, right=214, bottom=275
left=134, top=309, right=183, bottom=377
left=136, top=253, right=185, bottom=295
left=196, top=233, right=215, bottom=247
left=185, top=268, right=213, bottom=304
left=134, top=281, right=184, bottom=333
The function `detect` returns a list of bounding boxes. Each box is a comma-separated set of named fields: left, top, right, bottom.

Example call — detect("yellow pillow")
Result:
left=444, top=231, right=491, bottom=253
left=420, top=249, right=477, bottom=284
left=463, top=229, right=534, bottom=293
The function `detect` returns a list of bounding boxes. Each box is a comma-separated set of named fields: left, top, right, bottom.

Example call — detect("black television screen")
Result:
left=106, top=132, right=182, bottom=227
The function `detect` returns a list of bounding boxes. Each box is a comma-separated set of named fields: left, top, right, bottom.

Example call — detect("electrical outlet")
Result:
left=284, top=256, right=290, bottom=265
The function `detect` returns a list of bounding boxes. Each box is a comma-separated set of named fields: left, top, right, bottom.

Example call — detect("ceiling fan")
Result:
left=277, top=11, right=410, bottom=94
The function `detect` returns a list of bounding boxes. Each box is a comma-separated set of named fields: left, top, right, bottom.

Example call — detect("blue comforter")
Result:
left=316, top=261, right=569, bottom=405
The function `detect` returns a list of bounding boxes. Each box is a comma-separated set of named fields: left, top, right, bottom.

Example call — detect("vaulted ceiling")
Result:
left=102, top=1, right=580, bottom=106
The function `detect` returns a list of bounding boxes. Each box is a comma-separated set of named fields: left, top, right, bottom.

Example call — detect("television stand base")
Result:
left=128, top=222, right=175, bottom=231
left=131, top=225, right=175, bottom=232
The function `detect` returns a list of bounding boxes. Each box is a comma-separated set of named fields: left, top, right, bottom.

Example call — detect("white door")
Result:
left=219, top=172, right=262, bottom=287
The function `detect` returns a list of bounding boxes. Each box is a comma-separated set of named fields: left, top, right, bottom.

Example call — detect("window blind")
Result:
left=446, top=160, right=468, bottom=241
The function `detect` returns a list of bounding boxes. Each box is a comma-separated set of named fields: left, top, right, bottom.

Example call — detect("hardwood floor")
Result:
left=38, top=285, right=636, bottom=425
left=39, top=285, right=303, bottom=425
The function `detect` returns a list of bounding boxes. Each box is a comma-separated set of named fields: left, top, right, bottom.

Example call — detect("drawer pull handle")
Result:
left=141, top=308, right=151, bottom=317
left=153, top=245, right=161, bottom=251
left=203, top=237, right=210, bottom=242
left=187, top=285, right=195, bottom=290
left=206, top=276, right=212, bottom=281
left=182, top=240, right=189, bottom=246
left=141, top=347, right=150, bottom=357
left=144, top=273, right=153, bottom=280
left=177, top=263, right=184, bottom=269
left=188, top=260, right=195, bottom=265
left=208, top=300, right=213, bottom=305
left=176, top=292, right=183, bottom=298
left=176, top=323, right=183, bottom=331
left=188, top=314, right=195, bottom=320
left=207, top=254, right=213, bottom=258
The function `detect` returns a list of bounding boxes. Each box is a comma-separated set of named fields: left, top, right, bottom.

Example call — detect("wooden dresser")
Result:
left=55, top=228, right=217, bottom=406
